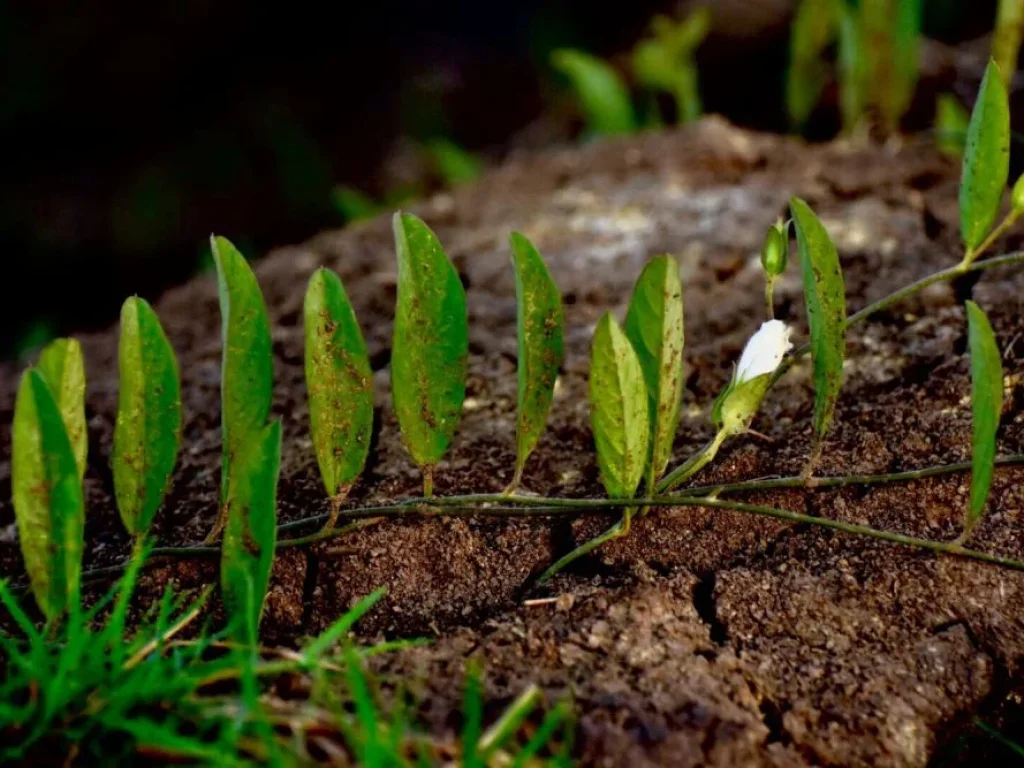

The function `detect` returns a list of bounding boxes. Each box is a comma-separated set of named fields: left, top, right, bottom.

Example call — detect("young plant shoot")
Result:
left=112, top=297, right=183, bottom=542
left=551, top=49, right=638, bottom=136
left=304, top=267, right=373, bottom=528
left=508, top=232, right=564, bottom=493
left=209, top=235, right=274, bottom=542
left=11, top=369, right=85, bottom=621
left=391, top=212, right=468, bottom=496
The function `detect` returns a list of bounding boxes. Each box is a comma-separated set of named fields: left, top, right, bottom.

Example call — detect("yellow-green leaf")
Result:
left=786, top=0, right=837, bottom=128
left=11, top=370, right=85, bottom=620
left=36, top=338, right=87, bottom=479
left=624, top=256, right=684, bottom=485
left=211, top=236, right=274, bottom=502
left=791, top=197, right=847, bottom=442
left=960, top=60, right=1010, bottom=252
left=551, top=49, right=637, bottom=136
left=304, top=268, right=373, bottom=498
left=220, top=420, right=281, bottom=645
left=510, top=233, right=564, bottom=483
left=965, top=301, right=1003, bottom=534
left=391, top=213, right=468, bottom=472
left=112, top=297, right=182, bottom=538
left=590, top=313, right=649, bottom=499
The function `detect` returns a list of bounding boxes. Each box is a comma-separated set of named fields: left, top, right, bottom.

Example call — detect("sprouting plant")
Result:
left=36, top=337, right=87, bottom=480
left=935, top=93, right=971, bottom=157
left=391, top=212, right=469, bottom=496
left=423, top=138, right=484, bottom=187
left=112, top=297, right=182, bottom=543
left=550, top=49, right=638, bottom=136
left=632, top=9, right=711, bottom=124
left=787, top=0, right=923, bottom=135
left=992, top=0, right=1024, bottom=88
left=10, top=369, right=85, bottom=621
left=208, top=235, right=274, bottom=542
left=304, top=267, right=374, bottom=528
left=508, top=232, right=564, bottom=493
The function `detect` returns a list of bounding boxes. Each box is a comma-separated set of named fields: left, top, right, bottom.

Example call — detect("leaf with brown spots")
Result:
left=391, top=213, right=468, bottom=476
left=509, top=232, right=564, bottom=488
left=36, top=338, right=87, bottom=480
left=791, top=197, right=846, bottom=445
left=112, top=297, right=182, bottom=538
left=304, top=267, right=373, bottom=499
left=960, top=60, right=1010, bottom=253
left=964, top=301, right=1003, bottom=539
left=590, top=313, right=649, bottom=499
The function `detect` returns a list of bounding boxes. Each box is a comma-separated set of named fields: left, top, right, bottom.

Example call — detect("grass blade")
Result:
left=550, top=49, right=637, bottom=136
left=304, top=268, right=374, bottom=504
left=112, top=297, right=182, bottom=538
left=590, top=313, right=649, bottom=499
left=509, top=232, right=564, bottom=488
left=960, top=60, right=1010, bottom=254
left=623, top=255, right=684, bottom=486
left=391, top=213, right=468, bottom=493
left=36, top=338, right=87, bottom=479
left=302, top=587, right=386, bottom=661
left=963, top=301, right=1003, bottom=540
left=220, top=421, right=282, bottom=645
left=11, top=370, right=85, bottom=620
left=791, top=197, right=847, bottom=453
left=211, top=236, right=274, bottom=506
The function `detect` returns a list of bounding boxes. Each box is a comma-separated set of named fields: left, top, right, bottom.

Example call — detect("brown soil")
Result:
left=3, top=118, right=1024, bottom=766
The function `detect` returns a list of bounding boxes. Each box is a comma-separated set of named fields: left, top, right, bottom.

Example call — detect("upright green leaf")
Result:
left=786, top=0, right=837, bottom=128
left=836, top=0, right=867, bottom=134
left=624, top=256, right=684, bottom=485
left=964, top=301, right=1003, bottom=536
left=551, top=49, right=637, bottom=136
left=890, top=0, right=923, bottom=126
left=391, top=213, right=468, bottom=480
left=112, top=297, right=182, bottom=538
left=11, top=370, right=85, bottom=620
left=935, top=93, right=970, bottom=157
left=211, top=236, right=274, bottom=503
left=304, top=268, right=373, bottom=499
left=960, top=60, right=1011, bottom=253
left=509, top=233, right=564, bottom=486
left=220, top=420, right=282, bottom=645
left=791, top=197, right=847, bottom=442
left=590, top=313, right=650, bottom=499
left=36, top=338, right=87, bottom=479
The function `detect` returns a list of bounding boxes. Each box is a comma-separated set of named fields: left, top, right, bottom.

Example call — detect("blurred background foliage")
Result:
left=0, top=0, right=1017, bottom=359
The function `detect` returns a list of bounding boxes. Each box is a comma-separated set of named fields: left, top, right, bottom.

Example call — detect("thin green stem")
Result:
left=765, top=278, right=776, bottom=320
left=673, top=455, right=1024, bottom=497
left=656, top=429, right=727, bottom=493
left=535, top=512, right=630, bottom=585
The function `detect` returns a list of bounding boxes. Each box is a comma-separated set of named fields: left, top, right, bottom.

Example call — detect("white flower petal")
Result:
left=736, top=320, right=792, bottom=384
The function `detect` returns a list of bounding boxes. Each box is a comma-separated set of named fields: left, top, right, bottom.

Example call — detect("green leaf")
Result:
left=304, top=267, right=374, bottom=498
left=965, top=301, right=1003, bottom=533
left=112, top=297, right=183, bottom=538
left=391, top=213, right=468, bottom=469
left=993, top=0, right=1024, bottom=90
left=220, top=420, right=282, bottom=645
left=550, top=49, right=637, bottom=136
left=331, top=185, right=380, bottom=223
left=936, top=93, right=970, bottom=157
left=36, top=338, right=87, bottom=479
left=510, top=232, right=564, bottom=482
left=211, top=236, right=274, bottom=503
left=423, top=139, right=484, bottom=187
left=890, top=0, right=923, bottom=125
left=589, top=313, right=650, bottom=499
left=623, top=256, right=684, bottom=484
left=960, top=60, right=1011, bottom=252
left=836, top=0, right=867, bottom=134
left=786, top=0, right=838, bottom=128
left=791, top=197, right=847, bottom=442
left=11, top=370, right=85, bottom=620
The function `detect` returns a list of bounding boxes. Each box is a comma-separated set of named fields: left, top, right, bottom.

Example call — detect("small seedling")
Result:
left=632, top=9, right=711, bottom=124
left=112, top=297, right=182, bottom=542
left=551, top=48, right=638, bottom=136
left=508, top=232, right=564, bottom=493
left=305, top=267, right=374, bottom=528
left=992, top=0, right=1024, bottom=88
left=391, top=212, right=469, bottom=496
left=10, top=369, right=85, bottom=621
left=209, top=235, right=274, bottom=542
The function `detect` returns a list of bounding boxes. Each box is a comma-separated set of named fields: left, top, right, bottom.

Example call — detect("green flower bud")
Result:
left=760, top=222, right=788, bottom=278
left=1013, top=174, right=1024, bottom=212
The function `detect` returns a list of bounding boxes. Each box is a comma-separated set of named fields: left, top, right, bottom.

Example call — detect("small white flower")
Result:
left=735, top=320, right=792, bottom=384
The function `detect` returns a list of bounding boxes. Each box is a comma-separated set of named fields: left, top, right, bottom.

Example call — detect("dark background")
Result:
left=0, top=0, right=1002, bottom=359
